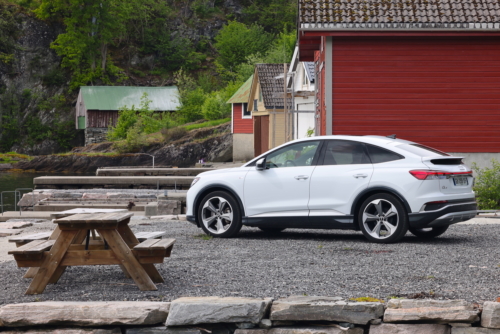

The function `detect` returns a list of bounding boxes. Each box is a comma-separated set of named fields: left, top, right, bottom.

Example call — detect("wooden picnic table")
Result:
left=9, top=212, right=175, bottom=295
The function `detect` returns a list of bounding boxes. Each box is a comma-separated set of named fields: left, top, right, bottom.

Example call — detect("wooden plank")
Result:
left=60, top=250, right=120, bottom=266
left=133, top=249, right=168, bottom=257
left=55, top=212, right=133, bottom=224
left=9, top=232, right=51, bottom=243
left=134, top=239, right=161, bottom=250
left=24, top=240, right=55, bottom=254
left=98, top=229, right=157, bottom=291
left=25, top=230, right=78, bottom=295
left=9, top=240, right=46, bottom=255
left=48, top=229, right=87, bottom=284
left=138, top=256, right=167, bottom=264
left=151, top=238, right=175, bottom=250
left=24, top=227, right=62, bottom=279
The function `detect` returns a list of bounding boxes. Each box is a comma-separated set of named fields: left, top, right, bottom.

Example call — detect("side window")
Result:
left=366, top=144, right=404, bottom=163
left=242, top=103, right=251, bottom=118
left=266, top=141, right=320, bottom=168
left=322, top=140, right=371, bottom=165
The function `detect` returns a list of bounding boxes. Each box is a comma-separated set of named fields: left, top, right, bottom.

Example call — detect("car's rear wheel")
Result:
left=198, top=191, right=242, bottom=238
left=258, top=227, right=286, bottom=233
left=358, top=193, right=409, bottom=243
left=409, top=226, right=449, bottom=239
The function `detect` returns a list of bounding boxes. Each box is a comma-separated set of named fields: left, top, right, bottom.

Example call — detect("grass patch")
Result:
left=349, top=297, right=384, bottom=303
left=0, top=152, right=33, bottom=163
left=183, top=118, right=230, bottom=131
left=194, top=233, right=213, bottom=240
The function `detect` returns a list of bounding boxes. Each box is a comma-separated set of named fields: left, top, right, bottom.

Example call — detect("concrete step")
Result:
left=34, top=203, right=148, bottom=212
left=96, top=168, right=214, bottom=177
left=34, top=176, right=195, bottom=189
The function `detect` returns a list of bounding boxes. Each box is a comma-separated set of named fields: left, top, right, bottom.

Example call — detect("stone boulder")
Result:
left=82, top=193, right=107, bottom=199
left=0, top=302, right=170, bottom=327
left=453, top=329, right=500, bottom=334
left=158, top=200, right=181, bottom=215
left=369, top=323, right=450, bottom=334
left=17, top=193, right=52, bottom=208
left=268, top=326, right=363, bottom=334
left=52, top=193, right=83, bottom=199
left=481, top=302, right=500, bottom=329
left=2, top=329, right=120, bottom=334
left=106, top=193, right=136, bottom=199
left=0, top=221, right=32, bottom=229
left=166, top=297, right=272, bottom=326
left=270, top=296, right=384, bottom=325
left=384, top=299, right=479, bottom=324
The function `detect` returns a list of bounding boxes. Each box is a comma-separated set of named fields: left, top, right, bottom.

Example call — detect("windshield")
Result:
left=397, top=144, right=449, bottom=157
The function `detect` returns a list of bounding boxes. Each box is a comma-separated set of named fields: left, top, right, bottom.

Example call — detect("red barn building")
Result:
left=298, top=0, right=500, bottom=167
left=227, top=75, right=254, bottom=161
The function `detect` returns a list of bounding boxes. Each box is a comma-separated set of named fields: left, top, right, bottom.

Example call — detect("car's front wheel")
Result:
left=358, top=193, right=409, bottom=243
left=409, top=226, right=449, bottom=239
left=198, top=191, right=242, bottom=238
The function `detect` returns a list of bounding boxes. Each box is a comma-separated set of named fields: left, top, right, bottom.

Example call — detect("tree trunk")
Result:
left=101, top=43, right=107, bottom=70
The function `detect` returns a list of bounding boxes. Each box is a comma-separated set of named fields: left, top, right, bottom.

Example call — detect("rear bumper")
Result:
left=408, top=200, right=477, bottom=229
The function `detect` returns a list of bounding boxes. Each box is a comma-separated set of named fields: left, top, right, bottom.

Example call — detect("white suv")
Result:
left=186, top=135, right=477, bottom=243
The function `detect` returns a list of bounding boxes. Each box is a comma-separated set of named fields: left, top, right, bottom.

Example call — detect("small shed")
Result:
left=76, top=86, right=180, bottom=145
left=227, top=75, right=254, bottom=161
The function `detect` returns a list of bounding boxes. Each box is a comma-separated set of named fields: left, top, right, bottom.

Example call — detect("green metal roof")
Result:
left=80, top=86, right=180, bottom=111
left=226, top=75, right=253, bottom=104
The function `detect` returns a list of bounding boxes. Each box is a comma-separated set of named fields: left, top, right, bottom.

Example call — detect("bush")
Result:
left=161, top=127, right=187, bottom=143
left=471, top=159, right=500, bottom=210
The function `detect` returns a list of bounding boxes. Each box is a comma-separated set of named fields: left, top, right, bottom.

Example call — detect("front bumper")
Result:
left=408, top=200, right=477, bottom=229
left=186, top=215, right=198, bottom=226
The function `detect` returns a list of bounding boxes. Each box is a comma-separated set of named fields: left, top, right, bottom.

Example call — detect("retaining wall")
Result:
left=0, top=296, right=499, bottom=333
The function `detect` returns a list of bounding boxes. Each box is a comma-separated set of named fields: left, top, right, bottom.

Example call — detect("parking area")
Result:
left=0, top=217, right=499, bottom=304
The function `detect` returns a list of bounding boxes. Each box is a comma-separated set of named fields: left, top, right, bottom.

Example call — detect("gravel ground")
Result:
left=0, top=220, right=499, bottom=304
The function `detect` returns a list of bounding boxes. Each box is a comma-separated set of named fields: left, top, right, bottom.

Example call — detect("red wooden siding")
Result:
left=232, top=103, right=253, bottom=134
left=87, top=110, right=118, bottom=128
left=331, top=36, right=500, bottom=152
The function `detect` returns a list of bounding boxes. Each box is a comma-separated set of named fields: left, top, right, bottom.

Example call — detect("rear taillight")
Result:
left=409, top=170, right=472, bottom=180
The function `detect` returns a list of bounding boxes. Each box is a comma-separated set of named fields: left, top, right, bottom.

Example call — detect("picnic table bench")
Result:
left=8, top=212, right=175, bottom=295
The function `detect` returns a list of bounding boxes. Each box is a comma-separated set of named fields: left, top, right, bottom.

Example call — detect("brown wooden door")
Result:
left=261, top=115, right=269, bottom=155
left=254, top=116, right=261, bottom=157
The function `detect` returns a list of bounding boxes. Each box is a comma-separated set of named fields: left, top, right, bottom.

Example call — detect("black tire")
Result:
left=409, top=226, right=449, bottom=239
left=197, top=191, right=242, bottom=238
left=258, top=227, right=286, bottom=233
left=357, top=193, right=409, bottom=244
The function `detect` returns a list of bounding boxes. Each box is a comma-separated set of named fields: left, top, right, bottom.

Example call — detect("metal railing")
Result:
left=0, top=188, right=34, bottom=216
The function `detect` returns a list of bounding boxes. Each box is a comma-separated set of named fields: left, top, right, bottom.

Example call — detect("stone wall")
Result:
left=85, top=128, right=109, bottom=146
left=1, top=297, right=500, bottom=333
left=233, top=133, right=254, bottom=162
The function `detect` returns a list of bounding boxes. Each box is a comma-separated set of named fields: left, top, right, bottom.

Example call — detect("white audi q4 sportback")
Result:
left=186, top=135, right=477, bottom=243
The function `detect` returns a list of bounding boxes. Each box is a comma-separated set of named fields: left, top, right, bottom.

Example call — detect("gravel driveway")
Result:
left=1, top=219, right=499, bottom=304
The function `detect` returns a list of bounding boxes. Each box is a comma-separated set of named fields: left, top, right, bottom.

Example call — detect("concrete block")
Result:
left=482, top=302, right=500, bottom=328
left=158, top=200, right=181, bottom=215
left=145, top=203, right=158, bottom=217
left=369, top=324, right=450, bottom=334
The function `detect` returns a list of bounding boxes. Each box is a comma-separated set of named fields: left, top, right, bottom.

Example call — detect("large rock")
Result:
left=0, top=302, right=170, bottom=327
left=126, top=327, right=169, bottom=334
left=107, top=192, right=136, bottom=199
left=17, top=192, right=52, bottom=207
left=369, top=323, right=450, bottom=334
left=268, top=326, right=363, bottom=334
left=166, top=297, right=272, bottom=326
left=2, top=329, right=120, bottom=334
left=384, top=299, right=479, bottom=324
left=0, top=228, right=22, bottom=237
left=482, top=302, right=500, bottom=329
left=0, top=221, right=32, bottom=229
left=453, top=329, right=500, bottom=334
left=52, top=192, right=83, bottom=199
left=270, top=296, right=384, bottom=325
left=82, top=193, right=107, bottom=199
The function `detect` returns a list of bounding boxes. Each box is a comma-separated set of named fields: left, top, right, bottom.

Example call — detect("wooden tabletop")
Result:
left=53, top=212, right=134, bottom=230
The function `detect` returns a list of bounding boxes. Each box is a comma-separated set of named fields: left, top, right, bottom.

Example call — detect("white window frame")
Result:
left=241, top=102, right=251, bottom=119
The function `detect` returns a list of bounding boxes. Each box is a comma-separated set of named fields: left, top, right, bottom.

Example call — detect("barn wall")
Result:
left=87, top=110, right=119, bottom=128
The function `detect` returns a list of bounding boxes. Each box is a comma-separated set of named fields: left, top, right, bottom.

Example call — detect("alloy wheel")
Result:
left=201, top=196, right=234, bottom=234
left=362, top=199, right=399, bottom=240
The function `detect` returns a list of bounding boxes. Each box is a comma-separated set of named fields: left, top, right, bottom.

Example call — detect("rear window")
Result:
left=366, top=144, right=404, bottom=164
left=398, top=144, right=449, bottom=157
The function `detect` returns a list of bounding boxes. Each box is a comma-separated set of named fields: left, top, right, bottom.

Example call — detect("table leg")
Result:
left=98, top=229, right=157, bottom=291
left=24, top=226, right=63, bottom=279
left=48, top=230, right=88, bottom=284
left=117, top=224, right=165, bottom=283
left=25, top=230, right=78, bottom=295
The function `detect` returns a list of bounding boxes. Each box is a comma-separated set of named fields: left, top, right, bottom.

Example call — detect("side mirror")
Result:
left=256, top=158, right=266, bottom=171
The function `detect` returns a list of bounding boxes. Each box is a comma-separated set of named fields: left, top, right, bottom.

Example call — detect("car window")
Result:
left=397, top=143, right=449, bottom=157
left=266, top=141, right=320, bottom=168
left=366, top=144, right=404, bottom=164
left=321, top=140, right=371, bottom=165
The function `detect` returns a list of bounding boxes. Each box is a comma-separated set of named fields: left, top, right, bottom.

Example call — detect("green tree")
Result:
left=35, top=0, right=133, bottom=89
left=214, top=21, right=273, bottom=71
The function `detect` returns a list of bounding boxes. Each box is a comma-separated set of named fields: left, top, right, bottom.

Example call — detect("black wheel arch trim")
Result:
left=350, top=186, right=412, bottom=215
left=192, top=184, right=245, bottom=227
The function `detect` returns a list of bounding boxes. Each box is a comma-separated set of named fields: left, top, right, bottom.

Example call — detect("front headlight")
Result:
left=191, top=177, right=200, bottom=187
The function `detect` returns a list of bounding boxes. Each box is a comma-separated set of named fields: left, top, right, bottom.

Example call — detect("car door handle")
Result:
left=294, top=175, right=309, bottom=180
left=353, top=174, right=368, bottom=178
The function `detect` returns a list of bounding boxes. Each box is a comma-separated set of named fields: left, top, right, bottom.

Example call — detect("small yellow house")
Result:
left=248, top=63, right=290, bottom=156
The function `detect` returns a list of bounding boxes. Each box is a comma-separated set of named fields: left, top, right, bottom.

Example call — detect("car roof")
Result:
left=289, top=135, right=415, bottom=146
